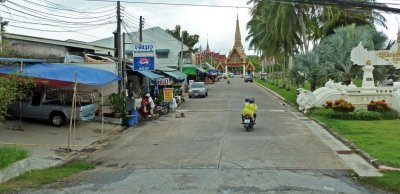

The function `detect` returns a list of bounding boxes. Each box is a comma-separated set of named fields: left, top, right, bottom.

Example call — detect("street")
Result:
left=27, top=78, right=372, bottom=193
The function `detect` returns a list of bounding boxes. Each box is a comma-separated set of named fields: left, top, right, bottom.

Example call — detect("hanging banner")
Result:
left=133, top=43, right=155, bottom=71
left=163, top=88, right=174, bottom=102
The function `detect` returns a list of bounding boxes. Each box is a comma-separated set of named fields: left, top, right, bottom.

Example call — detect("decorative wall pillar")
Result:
left=243, top=64, right=246, bottom=75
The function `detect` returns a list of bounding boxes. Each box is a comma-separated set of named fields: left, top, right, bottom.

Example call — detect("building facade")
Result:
left=90, top=27, right=189, bottom=69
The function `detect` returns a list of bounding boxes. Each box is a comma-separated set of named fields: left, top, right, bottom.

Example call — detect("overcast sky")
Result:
left=1, top=0, right=400, bottom=56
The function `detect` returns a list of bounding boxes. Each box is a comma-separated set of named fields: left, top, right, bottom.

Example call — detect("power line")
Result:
left=5, top=2, right=116, bottom=21
left=8, top=23, right=115, bottom=32
left=18, top=0, right=117, bottom=15
left=86, top=0, right=251, bottom=9
left=35, top=0, right=117, bottom=14
left=1, top=5, right=116, bottom=25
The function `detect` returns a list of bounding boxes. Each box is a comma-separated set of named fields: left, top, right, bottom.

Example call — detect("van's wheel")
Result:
left=50, top=112, right=66, bottom=127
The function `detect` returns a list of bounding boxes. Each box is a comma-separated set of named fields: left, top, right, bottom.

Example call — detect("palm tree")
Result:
left=317, top=24, right=388, bottom=85
left=319, top=0, right=387, bottom=37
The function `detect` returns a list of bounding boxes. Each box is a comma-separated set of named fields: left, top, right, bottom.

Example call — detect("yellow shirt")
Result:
left=242, top=102, right=256, bottom=116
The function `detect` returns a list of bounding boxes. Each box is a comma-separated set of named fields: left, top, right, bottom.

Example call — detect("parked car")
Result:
left=8, top=89, right=95, bottom=127
left=229, top=73, right=235, bottom=78
left=188, top=82, right=208, bottom=98
left=244, top=74, right=253, bottom=82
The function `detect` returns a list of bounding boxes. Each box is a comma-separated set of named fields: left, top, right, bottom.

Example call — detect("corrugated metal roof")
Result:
left=4, top=33, right=114, bottom=52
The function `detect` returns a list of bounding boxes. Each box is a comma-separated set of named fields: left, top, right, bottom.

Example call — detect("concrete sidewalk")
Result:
left=0, top=119, right=122, bottom=183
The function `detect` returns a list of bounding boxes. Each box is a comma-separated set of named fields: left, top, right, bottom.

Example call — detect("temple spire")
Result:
left=234, top=13, right=243, bottom=49
left=206, top=38, right=210, bottom=52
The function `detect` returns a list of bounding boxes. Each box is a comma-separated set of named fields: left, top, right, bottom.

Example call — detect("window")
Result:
left=155, top=49, right=169, bottom=59
left=156, top=53, right=168, bottom=58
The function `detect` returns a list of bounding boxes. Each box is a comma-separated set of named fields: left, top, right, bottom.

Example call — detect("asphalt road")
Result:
left=27, top=78, right=373, bottom=194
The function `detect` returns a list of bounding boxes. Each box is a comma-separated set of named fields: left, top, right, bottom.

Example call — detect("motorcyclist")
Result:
left=241, top=97, right=250, bottom=109
left=227, top=76, right=231, bottom=84
left=241, top=97, right=257, bottom=123
left=249, top=98, right=258, bottom=121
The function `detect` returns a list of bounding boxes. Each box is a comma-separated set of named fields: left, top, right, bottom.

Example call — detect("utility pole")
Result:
left=116, top=1, right=122, bottom=95
left=139, top=16, right=143, bottom=42
left=179, top=31, right=183, bottom=72
left=122, top=33, right=126, bottom=95
left=0, top=0, right=5, bottom=53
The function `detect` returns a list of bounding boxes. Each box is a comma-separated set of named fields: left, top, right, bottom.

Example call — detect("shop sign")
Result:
left=157, top=78, right=172, bottom=86
left=163, top=88, right=174, bottom=102
left=133, top=43, right=155, bottom=71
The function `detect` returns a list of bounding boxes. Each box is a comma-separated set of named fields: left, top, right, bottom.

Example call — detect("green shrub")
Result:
left=350, top=109, right=382, bottom=120
left=332, top=99, right=355, bottom=113
left=380, top=109, right=399, bottom=120
left=327, top=110, right=353, bottom=120
left=368, top=100, right=390, bottom=112
left=306, top=107, right=333, bottom=117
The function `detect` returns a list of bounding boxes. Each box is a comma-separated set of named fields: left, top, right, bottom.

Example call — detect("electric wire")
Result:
left=2, top=5, right=116, bottom=25
left=36, top=0, right=117, bottom=14
left=12, top=0, right=116, bottom=19
left=8, top=23, right=115, bottom=32
left=86, top=0, right=251, bottom=9
left=5, top=1, right=116, bottom=21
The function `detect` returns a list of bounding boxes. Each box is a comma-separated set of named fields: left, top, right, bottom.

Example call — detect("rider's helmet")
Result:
left=249, top=98, right=255, bottom=103
left=245, top=97, right=250, bottom=102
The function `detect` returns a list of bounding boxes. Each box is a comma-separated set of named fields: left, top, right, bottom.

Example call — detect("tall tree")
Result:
left=317, top=24, right=388, bottom=85
left=319, top=1, right=387, bottom=37
left=166, top=25, right=200, bottom=49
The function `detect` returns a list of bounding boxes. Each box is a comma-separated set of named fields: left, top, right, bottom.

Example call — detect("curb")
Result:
left=0, top=152, right=72, bottom=184
left=255, top=81, right=382, bottom=170
left=0, top=124, right=126, bottom=184
left=254, top=81, right=295, bottom=109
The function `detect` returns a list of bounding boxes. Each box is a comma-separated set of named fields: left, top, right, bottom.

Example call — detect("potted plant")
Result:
left=108, top=93, right=125, bottom=118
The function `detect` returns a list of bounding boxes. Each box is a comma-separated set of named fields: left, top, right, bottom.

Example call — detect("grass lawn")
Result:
left=256, top=79, right=310, bottom=106
left=317, top=118, right=400, bottom=167
left=0, top=161, right=94, bottom=193
left=0, top=146, right=29, bottom=170
left=309, top=114, right=400, bottom=193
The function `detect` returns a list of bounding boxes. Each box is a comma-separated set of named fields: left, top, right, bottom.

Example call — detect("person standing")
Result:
left=146, top=93, right=156, bottom=118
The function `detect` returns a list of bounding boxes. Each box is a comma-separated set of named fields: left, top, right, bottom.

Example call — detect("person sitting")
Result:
left=241, top=97, right=258, bottom=122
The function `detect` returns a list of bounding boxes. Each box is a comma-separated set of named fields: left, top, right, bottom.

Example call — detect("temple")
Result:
left=220, top=14, right=254, bottom=75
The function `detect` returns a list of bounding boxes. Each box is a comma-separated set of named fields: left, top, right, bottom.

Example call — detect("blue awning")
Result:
left=137, top=70, right=165, bottom=79
left=164, top=70, right=187, bottom=80
left=0, top=63, right=120, bottom=86
left=0, top=57, right=46, bottom=63
left=207, top=69, right=218, bottom=76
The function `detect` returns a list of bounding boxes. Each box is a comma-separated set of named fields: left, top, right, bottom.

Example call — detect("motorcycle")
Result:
left=157, top=102, right=171, bottom=115
left=243, top=115, right=255, bottom=131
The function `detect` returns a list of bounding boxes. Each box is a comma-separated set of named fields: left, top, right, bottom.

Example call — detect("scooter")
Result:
left=242, top=115, right=255, bottom=132
left=227, top=79, right=231, bottom=84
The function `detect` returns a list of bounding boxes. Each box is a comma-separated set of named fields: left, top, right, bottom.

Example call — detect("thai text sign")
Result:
left=163, top=88, right=173, bottom=102
left=133, top=43, right=155, bottom=71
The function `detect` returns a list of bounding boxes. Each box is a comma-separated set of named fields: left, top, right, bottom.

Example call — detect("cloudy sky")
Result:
left=1, top=0, right=400, bottom=56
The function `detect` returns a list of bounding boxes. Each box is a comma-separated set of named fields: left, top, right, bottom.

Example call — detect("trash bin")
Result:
left=133, top=110, right=139, bottom=124
left=126, top=110, right=135, bottom=127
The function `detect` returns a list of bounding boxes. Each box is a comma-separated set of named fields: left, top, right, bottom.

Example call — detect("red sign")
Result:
left=157, top=78, right=172, bottom=85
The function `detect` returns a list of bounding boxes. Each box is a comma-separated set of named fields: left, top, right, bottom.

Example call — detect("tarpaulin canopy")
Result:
left=207, top=69, right=218, bottom=76
left=196, top=66, right=207, bottom=73
left=136, top=70, right=165, bottom=79
left=163, top=70, right=187, bottom=80
left=182, top=64, right=197, bottom=76
left=0, top=63, right=120, bottom=86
